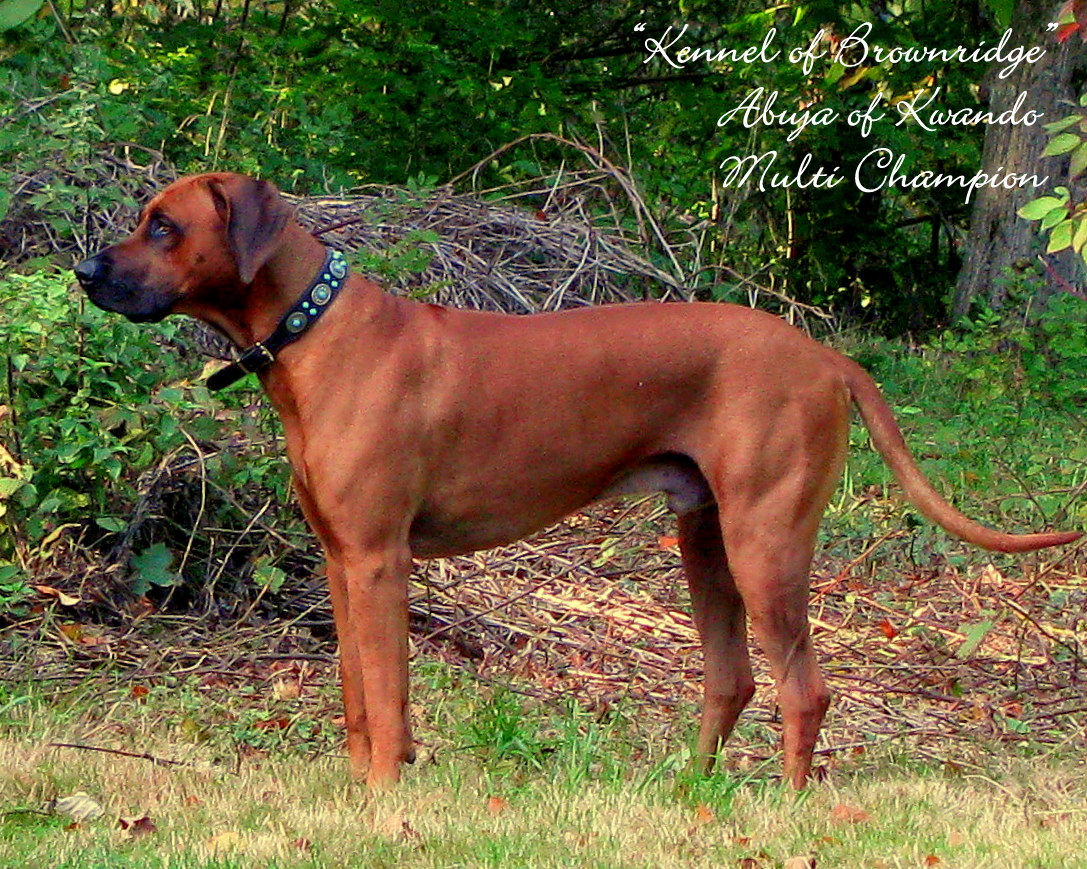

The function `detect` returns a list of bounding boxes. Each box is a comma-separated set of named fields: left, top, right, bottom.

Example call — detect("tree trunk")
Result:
left=952, top=0, right=1087, bottom=317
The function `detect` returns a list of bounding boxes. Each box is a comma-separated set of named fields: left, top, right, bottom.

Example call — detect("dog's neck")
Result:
left=186, top=224, right=339, bottom=349
left=239, top=224, right=332, bottom=345
left=203, top=222, right=407, bottom=397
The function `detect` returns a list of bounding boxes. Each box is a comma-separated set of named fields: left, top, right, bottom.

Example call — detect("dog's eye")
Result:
left=148, top=217, right=175, bottom=240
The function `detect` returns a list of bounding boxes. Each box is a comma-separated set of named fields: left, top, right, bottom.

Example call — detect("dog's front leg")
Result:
left=335, top=546, right=415, bottom=788
left=325, top=558, right=371, bottom=777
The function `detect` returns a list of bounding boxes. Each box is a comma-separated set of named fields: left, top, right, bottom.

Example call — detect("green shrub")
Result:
left=0, top=270, right=233, bottom=606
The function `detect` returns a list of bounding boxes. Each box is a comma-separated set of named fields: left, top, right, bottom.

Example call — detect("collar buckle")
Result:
left=235, top=342, right=276, bottom=374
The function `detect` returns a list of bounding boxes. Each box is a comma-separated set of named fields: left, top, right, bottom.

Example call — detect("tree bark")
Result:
left=952, top=0, right=1087, bottom=317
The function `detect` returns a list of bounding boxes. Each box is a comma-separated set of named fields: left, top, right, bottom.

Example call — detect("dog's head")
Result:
left=75, top=172, right=293, bottom=323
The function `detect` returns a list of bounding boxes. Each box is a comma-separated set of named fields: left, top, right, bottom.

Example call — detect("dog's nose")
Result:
left=74, top=254, right=108, bottom=288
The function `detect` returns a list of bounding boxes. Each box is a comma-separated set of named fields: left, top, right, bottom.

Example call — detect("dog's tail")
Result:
left=840, top=356, right=1082, bottom=554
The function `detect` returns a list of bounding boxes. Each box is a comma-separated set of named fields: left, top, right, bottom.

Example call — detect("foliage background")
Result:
left=5, top=0, right=1072, bottom=326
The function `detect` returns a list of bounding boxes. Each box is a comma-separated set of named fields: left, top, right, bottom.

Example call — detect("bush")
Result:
left=0, top=269, right=283, bottom=611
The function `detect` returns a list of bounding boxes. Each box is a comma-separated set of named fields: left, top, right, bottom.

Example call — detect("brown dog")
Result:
left=75, top=173, right=1080, bottom=788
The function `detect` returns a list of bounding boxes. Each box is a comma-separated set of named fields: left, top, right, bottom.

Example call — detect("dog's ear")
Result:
left=206, top=175, right=293, bottom=284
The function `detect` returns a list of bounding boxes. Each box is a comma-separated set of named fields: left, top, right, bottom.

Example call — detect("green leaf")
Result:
left=1043, top=114, right=1083, bottom=134
left=131, top=543, right=179, bottom=589
left=253, top=562, right=287, bottom=593
left=1047, top=220, right=1075, bottom=253
left=1072, top=219, right=1087, bottom=255
left=1004, top=716, right=1029, bottom=735
left=0, top=478, right=24, bottom=499
left=1071, top=142, right=1087, bottom=178
left=95, top=516, right=127, bottom=533
left=956, top=619, right=994, bottom=660
left=1040, top=205, right=1070, bottom=230
left=1018, top=196, right=1065, bottom=220
left=824, top=61, right=845, bottom=86
left=0, top=0, right=43, bottom=30
left=1042, top=132, right=1082, bottom=157
left=987, top=0, right=1013, bottom=27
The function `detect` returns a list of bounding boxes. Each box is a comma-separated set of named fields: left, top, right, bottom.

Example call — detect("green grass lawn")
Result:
left=1, top=660, right=1086, bottom=869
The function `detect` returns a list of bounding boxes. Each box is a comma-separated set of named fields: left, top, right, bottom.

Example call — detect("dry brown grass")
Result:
left=2, top=718, right=1086, bottom=868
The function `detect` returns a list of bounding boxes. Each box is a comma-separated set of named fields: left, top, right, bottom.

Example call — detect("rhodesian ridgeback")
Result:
left=75, top=172, right=1081, bottom=788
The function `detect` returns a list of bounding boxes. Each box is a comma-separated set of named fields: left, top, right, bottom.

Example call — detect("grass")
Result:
left=1, top=665, right=1086, bottom=869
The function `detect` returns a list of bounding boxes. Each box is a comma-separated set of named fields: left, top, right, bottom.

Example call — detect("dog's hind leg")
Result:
left=678, top=504, right=756, bottom=773
left=722, top=513, right=830, bottom=788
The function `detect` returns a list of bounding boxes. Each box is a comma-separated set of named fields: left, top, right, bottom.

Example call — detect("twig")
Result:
left=47, top=742, right=192, bottom=768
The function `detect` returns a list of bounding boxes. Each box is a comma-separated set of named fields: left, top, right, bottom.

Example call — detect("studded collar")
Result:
left=206, top=248, right=349, bottom=391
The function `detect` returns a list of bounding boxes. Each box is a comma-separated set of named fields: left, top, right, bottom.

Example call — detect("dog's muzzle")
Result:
left=74, top=252, right=173, bottom=323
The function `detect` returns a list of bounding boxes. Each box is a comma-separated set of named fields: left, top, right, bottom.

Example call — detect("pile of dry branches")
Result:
left=292, top=135, right=691, bottom=315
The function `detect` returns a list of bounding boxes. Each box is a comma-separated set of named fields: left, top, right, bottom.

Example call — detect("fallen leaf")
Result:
left=376, top=811, right=420, bottom=841
left=253, top=716, right=291, bottom=731
left=293, top=836, right=313, bottom=852
left=658, top=535, right=680, bottom=550
left=693, top=804, right=714, bottom=825
left=924, top=856, right=941, bottom=866
left=784, top=856, right=817, bottom=869
left=206, top=830, right=244, bottom=853
left=33, top=585, right=81, bottom=606
left=55, top=622, right=106, bottom=646
left=272, top=678, right=301, bottom=701
left=829, top=803, right=870, bottom=825
left=118, top=815, right=157, bottom=839
left=39, top=523, right=80, bottom=554
left=130, top=685, right=149, bottom=702
left=878, top=619, right=898, bottom=640
left=53, top=792, right=105, bottom=823
left=178, top=717, right=211, bottom=743
left=979, top=563, right=1005, bottom=587
left=486, top=796, right=508, bottom=815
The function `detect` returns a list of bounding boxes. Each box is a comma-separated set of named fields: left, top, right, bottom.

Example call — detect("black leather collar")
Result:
left=207, top=248, right=348, bottom=391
